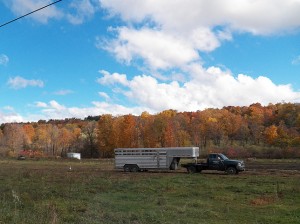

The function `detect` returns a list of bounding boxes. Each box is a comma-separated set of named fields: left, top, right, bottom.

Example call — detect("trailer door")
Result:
left=156, top=150, right=167, bottom=169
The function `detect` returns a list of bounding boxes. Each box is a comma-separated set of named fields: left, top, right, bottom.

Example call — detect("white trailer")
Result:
left=114, top=147, right=199, bottom=172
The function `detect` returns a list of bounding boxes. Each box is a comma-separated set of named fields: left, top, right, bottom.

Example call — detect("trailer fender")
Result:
left=130, top=164, right=140, bottom=172
left=123, top=164, right=140, bottom=172
left=170, top=157, right=180, bottom=170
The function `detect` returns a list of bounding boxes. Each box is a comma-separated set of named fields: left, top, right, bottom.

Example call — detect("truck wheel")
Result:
left=130, top=165, right=139, bottom=172
left=226, top=167, right=237, bottom=175
left=124, top=165, right=131, bottom=172
left=187, top=166, right=196, bottom=173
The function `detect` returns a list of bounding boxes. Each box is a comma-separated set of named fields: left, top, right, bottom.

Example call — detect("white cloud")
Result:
left=292, top=55, right=300, bottom=65
left=99, top=0, right=300, bottom=75
left=97, top=68, right=300, bottom=112
left=97, top=70, right=129, bottom=86
left=3, top=106, right=14, bottom=111
left=35, top=101, right=48, bottom=108
left=0, top=106, right=23, bottom=123
left=48, top=100, right=65, bottom=110
left=99, top=0, right=300, bottom=73
left=66, top=0, right=97, bottom=24
left=7, top=0, right=63, bottom=23
left=0, top=54, right=9, bottom=66
left=96, top=0, right=300, bottom=112
left=91, top=102, right=151, bottom=115
left=53, top=89, right=74, bottom=95
left=100, top=27, right=202, bottom=70
left=5, top=0, right=101, bottom=24
left=0, top=111, right=23, bottom=123
left=100, top=0, right=300, bottom=35
left=7, top=76, right=44, bottom=89
left=98, top=92, right=110, bottom=100
left=31, top=100, right=151, bottom=120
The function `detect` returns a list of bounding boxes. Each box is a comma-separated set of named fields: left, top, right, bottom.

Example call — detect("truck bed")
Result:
left=181, top=162, right=209, bottom=173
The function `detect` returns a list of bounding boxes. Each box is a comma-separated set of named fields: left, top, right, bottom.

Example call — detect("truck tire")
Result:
left=130, top=165, right=139, bottom=172
left=124, top=165, right=131, bottom=172
left=226, top=167, right=237, bottom=175
left=187, top=166, right=196, bottom=173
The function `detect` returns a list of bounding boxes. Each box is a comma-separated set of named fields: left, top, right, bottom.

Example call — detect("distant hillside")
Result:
left=0, top=103, right=299, bottom=159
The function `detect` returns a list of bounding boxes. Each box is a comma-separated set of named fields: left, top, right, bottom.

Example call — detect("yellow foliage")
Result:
left=208, top=117, right=217, bottom=122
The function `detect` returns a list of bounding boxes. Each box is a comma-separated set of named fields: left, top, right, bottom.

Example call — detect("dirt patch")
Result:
left=247, top=162, right=300, bottom=171
left=250, top=195, right=277, bottom=206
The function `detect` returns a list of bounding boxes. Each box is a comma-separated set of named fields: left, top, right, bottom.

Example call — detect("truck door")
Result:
left=217, top=155, right=226, bottom=170
left=209, top=154, right=222, bottom=170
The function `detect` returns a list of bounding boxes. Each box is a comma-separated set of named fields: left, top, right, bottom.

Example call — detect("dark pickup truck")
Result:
left=182, top=153, right=245, bottom=174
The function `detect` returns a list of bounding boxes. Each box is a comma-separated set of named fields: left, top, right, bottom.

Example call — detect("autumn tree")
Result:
left=264, top=125, right=278, bottom=145
left=235, top=121, right=250, bottom=146
left=157, top=110, right=178, bottom=147
left=247, top=103, right=265, bottom=144
left=0, top=129, right=5, bottom=156
left=23, top=124, right=35, bottom=149
left=139, top=111, right=155, bottom=147
left=196, top=109, right=219, bottom=149
left=0, top=129, right=3, bottom=143
left=3, top=124, right=24, bottom=155
left=71, top=127, right=83, bottom=152
left=163, top=120, right=176, bottom=146
left=98, top=114, right=115, bottom=157
left=274, top=121, right=290, bottom=148
left=276, top=103, right=299, bottom=127
left=81, top=121, right=98, bottom=158
left=116, top=114, right=137, bottom=148
left=176, top=130, right=192, bottom=146
left=49, top=125, right=59, bottom=156
left=151, top=113, right=168, bottom=147
left=190, top=112, right=202, bottom=147
left=0, top=102, right=299, bottom=159
left=220, top=110, right=243, bottom=145
left=57, top=127, right=73, bottom=157
left=33, top=124, right=52, bottom=155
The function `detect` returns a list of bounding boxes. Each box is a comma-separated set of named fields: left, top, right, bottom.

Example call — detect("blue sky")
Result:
left=0, top=0, right=300, bottom=123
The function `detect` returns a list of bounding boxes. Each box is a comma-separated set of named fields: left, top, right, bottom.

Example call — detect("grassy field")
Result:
left=0, top=158, right=299, bottom=224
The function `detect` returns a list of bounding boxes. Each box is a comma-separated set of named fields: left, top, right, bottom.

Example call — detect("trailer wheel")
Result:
left=130, top=165, right=139, bottom=172
left=123, top=165, right=131, bottom=172
left=187, top=166, right=196, bottom=173
left=226, top=167, right=237, bottom=175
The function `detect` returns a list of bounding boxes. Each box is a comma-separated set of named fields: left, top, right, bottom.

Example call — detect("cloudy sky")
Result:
left=0, top=0, right=300, bottom=123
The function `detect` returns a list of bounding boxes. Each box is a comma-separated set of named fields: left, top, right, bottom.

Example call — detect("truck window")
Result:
left=219, top=154, right=229, bottom=160
left=209, top=154, right=216, bottom=159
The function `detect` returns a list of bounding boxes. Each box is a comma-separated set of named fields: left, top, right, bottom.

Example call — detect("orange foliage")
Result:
left=1, top=103, right=299, bottom=158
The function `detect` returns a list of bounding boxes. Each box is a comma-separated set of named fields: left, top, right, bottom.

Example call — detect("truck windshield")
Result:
left=219, top=154, right=229, bottom=160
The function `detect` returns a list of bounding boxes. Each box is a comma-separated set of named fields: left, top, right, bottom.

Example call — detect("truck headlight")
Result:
left=237, top=163, right=241, bottom=167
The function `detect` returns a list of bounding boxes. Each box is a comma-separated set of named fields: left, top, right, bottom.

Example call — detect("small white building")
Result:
left=67, top=153, right=81, bottom=160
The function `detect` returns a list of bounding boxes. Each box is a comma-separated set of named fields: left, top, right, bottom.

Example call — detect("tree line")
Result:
left=0, top=103, right=299, bottom=159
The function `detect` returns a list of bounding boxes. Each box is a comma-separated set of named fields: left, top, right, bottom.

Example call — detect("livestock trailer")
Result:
left=114, top=147, right=199, bottom=172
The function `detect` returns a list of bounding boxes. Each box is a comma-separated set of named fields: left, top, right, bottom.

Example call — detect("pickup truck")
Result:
left=182, top=153, right=245, bottom=174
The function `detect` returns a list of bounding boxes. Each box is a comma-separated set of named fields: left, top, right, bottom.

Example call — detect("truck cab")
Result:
left=182, top=153, right=245, bottom=174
